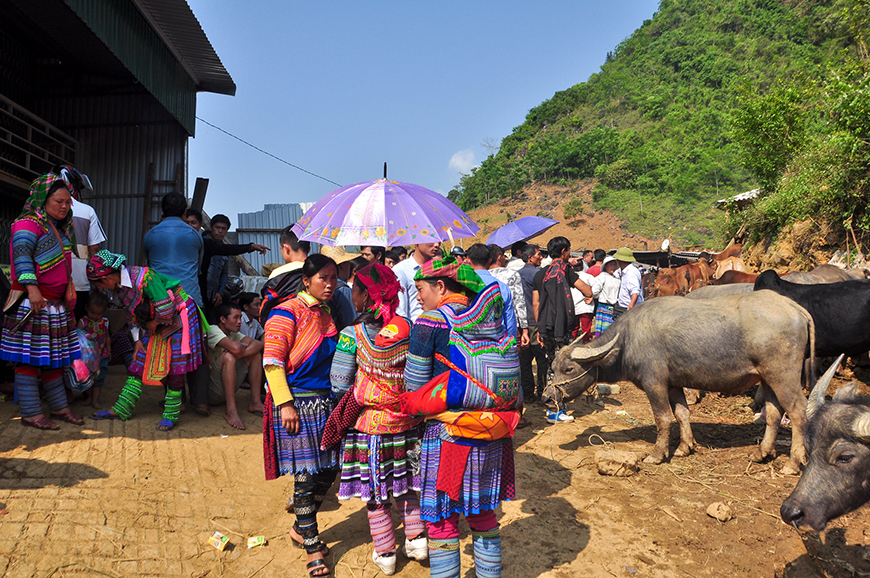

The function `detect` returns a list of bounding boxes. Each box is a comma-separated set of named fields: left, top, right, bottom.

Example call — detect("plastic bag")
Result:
left=65, top=329, right=99, bottom=392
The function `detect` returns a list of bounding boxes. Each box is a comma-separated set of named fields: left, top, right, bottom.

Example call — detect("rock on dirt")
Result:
left=595, top=450, right=639, bottom=477
left=706, top=502, right=734, bottom=522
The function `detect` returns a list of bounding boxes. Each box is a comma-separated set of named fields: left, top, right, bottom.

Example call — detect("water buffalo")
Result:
left=543, top=291, right=815, bottom=473
left=780, top=355, right=870, bottom=531
left=754, top=270, right=870, bottom=357
left=782, top=264, right=869, bottom=285
left=685, top=283, right=753, bottom=300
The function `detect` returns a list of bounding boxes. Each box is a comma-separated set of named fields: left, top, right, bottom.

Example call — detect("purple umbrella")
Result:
left=485, top=216, right=559, bottom=248
left=294, top=178, right=479, bottom=246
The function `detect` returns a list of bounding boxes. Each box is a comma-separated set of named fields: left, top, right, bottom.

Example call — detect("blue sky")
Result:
left=186, top=1, right=661, bottom=228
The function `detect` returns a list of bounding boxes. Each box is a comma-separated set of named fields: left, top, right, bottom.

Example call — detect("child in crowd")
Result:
left=591, top=256, right=622, bottom=338
left=78, top=290, right=111, bottom=408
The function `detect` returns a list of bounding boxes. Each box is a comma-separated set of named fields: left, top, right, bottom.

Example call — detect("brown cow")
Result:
left=713, top=244, right=743, bottom=261
left=714, top=256, right=748, bottom=279
left=648, top=268, right=687, bottom=297
left=682, top=261, right=714, bottom=292
left=714, top=270, right=758, bottom=285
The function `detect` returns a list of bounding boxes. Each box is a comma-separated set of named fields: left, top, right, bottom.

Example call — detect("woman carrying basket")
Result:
left=402, top=255, right=520, bottom=578
left=327, top=263, right=426, bottom=575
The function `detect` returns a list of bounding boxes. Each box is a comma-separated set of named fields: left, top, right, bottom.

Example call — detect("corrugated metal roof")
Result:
left=131, top=0, right=236, bottom=96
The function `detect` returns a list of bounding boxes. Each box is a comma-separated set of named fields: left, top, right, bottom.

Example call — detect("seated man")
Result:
left=207, top=302, right=264, bottom=430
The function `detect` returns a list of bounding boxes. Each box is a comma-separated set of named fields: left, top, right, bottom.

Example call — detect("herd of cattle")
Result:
left=542, top=245, right=870, bottom=533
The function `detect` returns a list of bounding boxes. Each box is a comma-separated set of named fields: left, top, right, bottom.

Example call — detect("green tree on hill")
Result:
left=449, top=0, right=860, bottom=246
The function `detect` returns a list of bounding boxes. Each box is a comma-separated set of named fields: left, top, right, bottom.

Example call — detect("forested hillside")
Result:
left=449, top=0, right=868, bottom=248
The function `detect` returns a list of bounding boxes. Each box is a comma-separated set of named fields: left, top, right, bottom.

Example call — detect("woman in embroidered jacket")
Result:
left=1, top=171, right=84, bottom=430
left=262, top=254, right=338, bottom=578
left=87, top=250, right=204, bottom=431
left=329, top=263, right=426, bottom=575
left=404, top=255, right=520, bottom=578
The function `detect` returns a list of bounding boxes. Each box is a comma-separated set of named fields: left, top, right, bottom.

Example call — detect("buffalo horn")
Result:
left=852, top=413, right=870, bottom=441
left=806, top=354, right=845, bottom=419
left=570, top=333, right=620, bottom=363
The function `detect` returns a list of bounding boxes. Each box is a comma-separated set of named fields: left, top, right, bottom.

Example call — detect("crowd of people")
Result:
left=0, top=165, right=647, bottom=577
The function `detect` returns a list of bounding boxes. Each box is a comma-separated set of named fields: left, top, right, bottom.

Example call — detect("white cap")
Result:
left=602, top=256, right=616, bottom=266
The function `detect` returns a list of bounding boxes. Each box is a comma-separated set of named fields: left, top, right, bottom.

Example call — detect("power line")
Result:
left=195, top=116, right=342, bottom=187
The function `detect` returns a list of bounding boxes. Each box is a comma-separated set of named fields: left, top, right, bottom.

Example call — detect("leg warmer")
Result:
left=41, top=370, right=68, bottom=413
left=112, top=375, right=143, bottom=421
left=395, top=493, right=425, bottom=540
left=428, top=537, right=460, bottom=578
left=471, top=524, right=502, bottom=578
left=294, top=472, right=326, bottom=555
left=366, top=502, right=396, bottom=555
left=162, top=388, right=182, bottom=423
left=15, top=368, right=41, bottom=418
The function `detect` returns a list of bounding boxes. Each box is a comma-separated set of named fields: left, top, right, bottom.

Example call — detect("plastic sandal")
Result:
left=156, top=419, right=176, bottom=431
left=51, top=410, right=84, bottom=425
left=22, top=416, right=59, bottom=430
left=90, top=410, right=121, bottom=421
left=306, top=558, right=330, bottom=577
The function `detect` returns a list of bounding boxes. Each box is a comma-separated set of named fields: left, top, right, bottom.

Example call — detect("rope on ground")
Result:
left=588, top=433, right=613, bottom=448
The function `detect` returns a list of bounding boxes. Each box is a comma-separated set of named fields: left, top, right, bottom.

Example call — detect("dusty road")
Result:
left=0, top=365, right=867, bottom=577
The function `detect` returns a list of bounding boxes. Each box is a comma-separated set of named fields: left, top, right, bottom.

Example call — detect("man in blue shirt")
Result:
left=144, top=193, right=204, bottom=307
left=143, top=192, right=208, bottom=414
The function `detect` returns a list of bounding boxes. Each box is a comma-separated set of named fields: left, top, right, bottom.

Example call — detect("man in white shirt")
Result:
left=393, top=242, right=442, bottom=322
left=268, top=226, right=310, bottom=280
left=70, top=198, right=107, bottom=320
left=614, top=247, right=644, bottom=318
left=207, top=302, right=264, bottom=430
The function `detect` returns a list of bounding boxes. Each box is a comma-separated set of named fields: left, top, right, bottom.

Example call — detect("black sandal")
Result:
left=306, top=558, right=330, bottom=577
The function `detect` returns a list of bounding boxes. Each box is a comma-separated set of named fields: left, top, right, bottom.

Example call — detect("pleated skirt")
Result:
left=1, top=299, right=80, bottom=368
left=337, top=427, right=421, bottom=504
left=418, top=421, right=515, bottom=523
left=263, top=389, right=338, bottom=481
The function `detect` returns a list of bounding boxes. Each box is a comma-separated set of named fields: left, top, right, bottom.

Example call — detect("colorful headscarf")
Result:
left=355, top=263, right=402, bottom=324
left=19, top=172, right=77, bottom=245
left=87, top=250, right=127, bottom=280
left=414, top=255, right=485, bottom=295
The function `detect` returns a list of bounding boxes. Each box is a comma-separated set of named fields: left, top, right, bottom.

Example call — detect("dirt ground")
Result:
left=0, top=365, right=869, bottom=578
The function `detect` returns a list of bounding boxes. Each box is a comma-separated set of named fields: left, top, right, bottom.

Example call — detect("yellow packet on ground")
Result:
left=247, top=536, right=267, bottom=549
left=208, top=532, right=229, bottom=551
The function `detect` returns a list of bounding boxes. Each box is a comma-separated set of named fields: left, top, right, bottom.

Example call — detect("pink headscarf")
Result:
left=355, top=263, right=402, bottom=323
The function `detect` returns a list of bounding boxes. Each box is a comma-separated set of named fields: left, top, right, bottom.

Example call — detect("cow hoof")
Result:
left=643, top=454, right=664, bottom=465
left=780, top=462, right=801, bottom=476
left=748, top=448, right=767, bottom=463
left=674, top=446, right=692, bottom=458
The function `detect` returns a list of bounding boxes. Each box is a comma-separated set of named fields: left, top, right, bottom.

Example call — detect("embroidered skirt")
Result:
left=593, top=303, right=615, bottom=339
left=418, top=421, right=515, bottom=523
left=1, top=298, right=80, bottom=368
left=128, top=296, right=203, bottom=377
left=337, top=427, right=421, bottom=504
left=263, top=389, right=338, bottom=481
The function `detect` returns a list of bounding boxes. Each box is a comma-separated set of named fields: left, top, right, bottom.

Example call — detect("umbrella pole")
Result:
left=447, top=227, right=455, bottom=250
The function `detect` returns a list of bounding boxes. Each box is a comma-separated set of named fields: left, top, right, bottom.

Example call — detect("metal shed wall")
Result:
left=237, top=203, right=317, bottom=275
left=36, top=93, right=188, bottom=262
